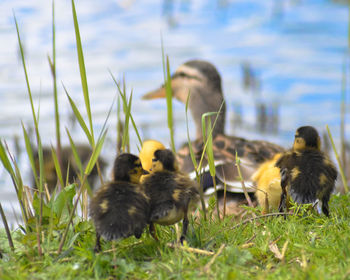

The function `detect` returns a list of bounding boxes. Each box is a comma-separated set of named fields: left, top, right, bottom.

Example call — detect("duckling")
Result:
left=89, top=153, right=150, bottom=252
left=142, top=149, right=199, bottom=243
left=33, top=144, right=106, bottom=193
left=139, top=139, right=166, bottom=172
left=143, top=59, right=284, bottom=212
left=275, top=126, right=338, bottom=216
left=252, top=153, right=283, bottom=214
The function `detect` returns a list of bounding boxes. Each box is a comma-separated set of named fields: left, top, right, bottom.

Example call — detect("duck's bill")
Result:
left=142, top=87, right=166, bottom=100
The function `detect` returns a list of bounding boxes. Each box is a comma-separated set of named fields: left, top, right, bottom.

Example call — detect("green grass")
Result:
left=2, top=1, right=350, bottom=279
left=1, top=194, right=350, bottom=279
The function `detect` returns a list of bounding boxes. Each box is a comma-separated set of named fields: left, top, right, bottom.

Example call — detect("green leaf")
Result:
left=64, top=86, right=93, bottom=145
left=71, top=0, right=94, bottom=141
left=50, top=145, right=64, bottom=188
left=22, top=122, right=39, bottom=187
left=49, top=184, right=76, bottom=221
left=85, top=129, right=108, bottom=175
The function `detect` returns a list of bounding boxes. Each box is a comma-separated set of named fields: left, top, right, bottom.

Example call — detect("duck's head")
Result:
left=112, top=153, right=148, bottom=184
left=143, top=60, right=226, bottom=139
left=293, top=126, right=321, bottom=151
left=151, top=149, right=179, bottom=172
left=139, top=140, right=166, bottom=172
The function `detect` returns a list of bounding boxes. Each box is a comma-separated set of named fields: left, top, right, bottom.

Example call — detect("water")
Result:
left=0, top=0, right=348, bottom=226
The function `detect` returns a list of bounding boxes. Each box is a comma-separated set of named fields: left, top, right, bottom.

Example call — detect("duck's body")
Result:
left=33, top=144, right=106, bottom=193
left=276, top=126, right=337, bottom=216
left=252, top=153, right=283, bottom=213
left=142, top=149, right=199, bottom=242
left=89, top=153, right=149, bottom=252
left=143, top=60, right=284, bottom=203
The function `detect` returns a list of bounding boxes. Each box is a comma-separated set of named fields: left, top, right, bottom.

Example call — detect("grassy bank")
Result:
left=0, top=194, right=350, bottom=279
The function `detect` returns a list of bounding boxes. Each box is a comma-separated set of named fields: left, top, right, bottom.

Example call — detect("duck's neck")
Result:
left=189, top=89, right=226, bottom=140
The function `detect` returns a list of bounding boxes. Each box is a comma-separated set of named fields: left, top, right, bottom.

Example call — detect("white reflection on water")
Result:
left=0, top=0, right=348, bottom=225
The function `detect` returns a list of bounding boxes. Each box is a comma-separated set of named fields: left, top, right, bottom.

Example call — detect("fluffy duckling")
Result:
left=139, top=140, right=166, bottom=172
left=89, top=153, right=150, bottom=252
left=143, top=60, right=284, bottom=210
left=252, top=153, right=283, bottom=214
left=142, top=149, right=199, bottom=243
left=275, top=126, right=338, bottom=216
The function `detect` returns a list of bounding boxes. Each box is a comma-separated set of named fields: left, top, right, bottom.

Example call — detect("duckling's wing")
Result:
left=89, top=183, right=150, bottom=241
left=177, top=135, right=284, bottom=193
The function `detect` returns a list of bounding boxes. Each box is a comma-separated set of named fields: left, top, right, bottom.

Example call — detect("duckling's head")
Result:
left=293, top=126, right=321, bottom=151
left=112, top=153, right=147, bottom=184
left=151, top=149, right=179, bottom=172
left=139, top=140, right=166, bottom=172
left=143, top=59, right=226, bottom=139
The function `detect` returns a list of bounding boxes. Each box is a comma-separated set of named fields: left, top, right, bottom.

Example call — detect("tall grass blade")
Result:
left=202, top=114, right=220, bottom=219
left=14, top=13, right=45, bottom=194
left=49, top=0, right=62, bottom=171
left=340, top=53, right=347, bottom=173
left=326, top=125, right=349, bottom=193
left=85, top=129, right=108, bottom=175
left=50, top=145, right=64, bottom=188
left=0, top=203, right=15, bottom=251
left=165, top=56, right=175, bottom=152
left=71, top=0, right=94, bottom=142
left=109, top=71, right=142, bottom=147
left=22, top=122, right=39, bottom=188
left=64, top=85, right=93, bottom=145
left=185, top=93, right=207, bottom=219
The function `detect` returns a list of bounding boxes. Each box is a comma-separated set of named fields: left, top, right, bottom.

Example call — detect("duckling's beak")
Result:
left=143, top=169, right=150, bottom=175
left=142, top=86, right=166, bottom=100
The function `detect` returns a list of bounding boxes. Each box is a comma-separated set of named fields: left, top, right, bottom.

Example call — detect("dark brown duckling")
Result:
left=142, top=149, right=199, bottom=243
left=89, top=153, right=150, bottom=252
left=275, top=126, right=338, bottom=216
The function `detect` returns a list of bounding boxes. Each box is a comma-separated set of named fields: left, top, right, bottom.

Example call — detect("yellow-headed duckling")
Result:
left=142, top=149, right=199, bottom=243
left=89, top=153, right=149, bottom=252
left=252, top=153, right=283, bottom=214
left=275, top=126, right=337, bottom=216
left=143, top=60, right=284, bottom=213
left=139, top=140, right=166, bottom=172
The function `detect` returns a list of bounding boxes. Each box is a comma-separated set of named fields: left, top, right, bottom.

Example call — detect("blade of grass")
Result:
left=22, top=122, right=39, bottom=188
left=202, top=114, right=220, bottom=220
left=71, top=0, right=94, bottom=142
left=185, top=92, right=207, bottom=220
left=326, top=125, right=349, bottom=193
left=65, top=128, right=93, bottom=197
left=109, top=70, right=142, bottom=148
left=63, top=84, right=93, bottom=145
left=340, top=53, right=347, bottom=174
left=85, top=129, right=108, bottom=175
left=50, top=145, right=65, bottom=188
left=48, top=0, right=62, bottom=181
left=0, top=203, right=14, bottom=251
left=14, top=13, right=45, bottom=195
left=165, top=55, right=175, bottom=153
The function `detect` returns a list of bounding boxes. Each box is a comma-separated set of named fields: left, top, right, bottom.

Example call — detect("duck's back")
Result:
left=177, top=134, right=285, bottom=193
left=89, top=181, right=150, bottom=240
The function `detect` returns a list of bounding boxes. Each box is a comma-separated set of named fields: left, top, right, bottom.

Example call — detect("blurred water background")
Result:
left=0, top=0, right=349, bottom=226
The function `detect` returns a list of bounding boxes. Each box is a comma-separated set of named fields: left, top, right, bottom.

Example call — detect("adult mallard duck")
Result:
left=143, top=60, right=284, bottom=204
left=276, top=126, right=338, bottom=216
